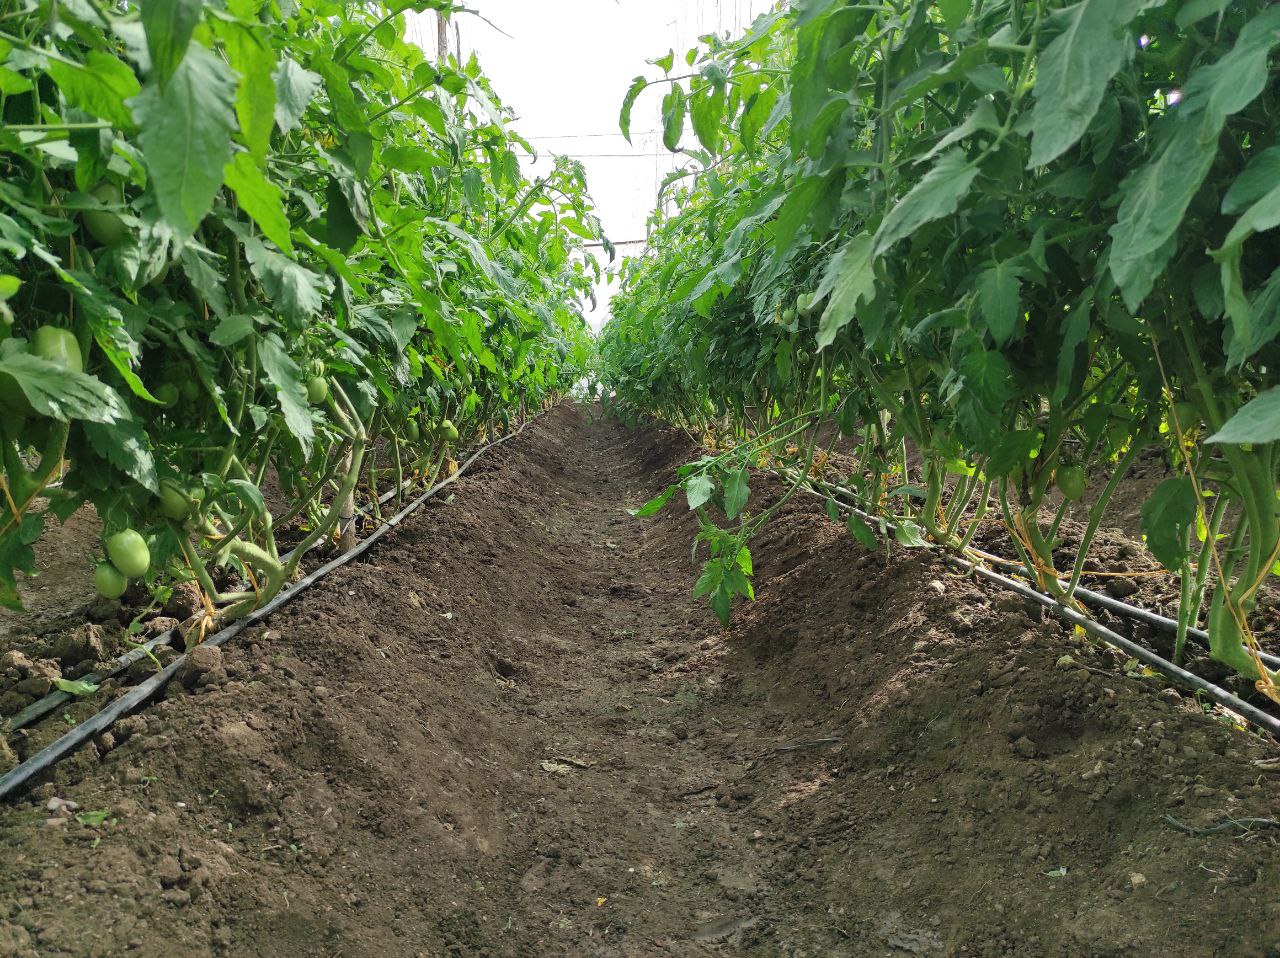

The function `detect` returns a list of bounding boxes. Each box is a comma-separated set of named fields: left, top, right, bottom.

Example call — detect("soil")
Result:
left=1, top=403, right=1278, bottom=957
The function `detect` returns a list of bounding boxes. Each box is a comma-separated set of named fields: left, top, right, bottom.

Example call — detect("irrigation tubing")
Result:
left=3, top=421, right=527, bottom=736
left=0, top=408, right=550, bottom=802
left=795, top=472, right=1280, bottom=672
left=782, top=471, right=1280, bottom=739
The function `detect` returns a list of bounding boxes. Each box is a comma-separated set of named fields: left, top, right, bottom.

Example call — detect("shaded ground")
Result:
left=0, top=404, right=1277, bottom=957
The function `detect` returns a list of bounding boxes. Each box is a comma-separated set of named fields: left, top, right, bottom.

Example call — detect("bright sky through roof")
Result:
left=410, top=1, right=776, bottom=332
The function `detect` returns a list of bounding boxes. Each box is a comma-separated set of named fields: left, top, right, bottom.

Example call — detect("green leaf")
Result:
left=273, top=57, right=321, bottom=133
left=620, top=76, right=649, bottom=142
left=692, top=559, right=723, bottom=599
left=131, top=44, right=238, bottom=239
left=218, top=20, right=277, bottom=163
left=1176, top=0, right=1232, bottom=28
left=1140, top=476, right=1197, bottom=569
left=1206, top=387, right=1280, bottom=445
left=1222, top=146, right=1280, bottom=216
left=223, top=153, right=293, bottom=253
left=873, top=150, right=978, bottom=256
left=241, top=235, right=325, bottom=322
left=846, top=513, right=880, bottom=549
left=894, top=521, right=929, bottom=548
left=723, top=467, right=750, bottom=520
left=257, top=334, right=314, bottom=455
left=815, top=233, right=876, bottom=350
left=661, top=84, right=686, bottom=152
left=937, top=0, right=970, bottom=30
left=83, top=418, right=159, bottom=493
left=0, top=353, right=127, bottom=423
left=48, top=51, right=141, bottom=129
left=209, top=313, right=256, bottom=346
left=227, top=478, right=267, bottom=516
left=141, top=0, right=205, bottom=86
left=629, top=484, right=676, bottom=517
left=1109, top=6, right=1280, bottom=308
left=690, top=85, right=725, bottom=154
left=685, top=472, right=714, bottom=510
left=976, top=261, right=1022, bottom=346
left=1027, top=0, right=1157, bottom=168
left=0, top=512, right=43, bottom=611
left=55, top=677, right=100, bottom=697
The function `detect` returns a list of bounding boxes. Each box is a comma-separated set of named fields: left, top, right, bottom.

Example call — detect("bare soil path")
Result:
left=1, top=404, right=1277, bottom=957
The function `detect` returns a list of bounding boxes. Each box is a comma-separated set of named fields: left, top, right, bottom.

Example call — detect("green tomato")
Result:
left=307, top=376, right=329, bottom=405
left=105, top=528, right=150, bottom=579
left=153, top=382, right=179, bottom=408
left=309, top=359, right=326, bottom=379
left=0, top=326, right=83, bottom=417
left=158, top=481, right=191, bottom=521
left=405, top=420, right=421, bottom=442
left=1056, top=465, right=1087, bottom=502
left=796, top=292, right=817, bottom=316
left=82, top=182, right=128, bottom=246
left=180, top=377, right=200, bottom=402
left=440, top=419, right=460, bottom=444
left=781, top=308, right=797, bottom=325
left=94, top=561, right=128, bottom=600
left=31, top=326, right=83, bottom=373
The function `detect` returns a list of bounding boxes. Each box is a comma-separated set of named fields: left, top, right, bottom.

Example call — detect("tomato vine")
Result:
left=602, top=0, right=1280, bottom=693
left=0, top=0, right=605, bottom=627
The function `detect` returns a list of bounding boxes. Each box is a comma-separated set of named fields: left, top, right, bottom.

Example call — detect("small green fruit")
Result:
left=82, top=182, right=128, bottom=246
left=307, top=376, right=329, bottom=405
left=94, top=561, right=128, bottom=600
left=105, top=529, right=150, bottom=579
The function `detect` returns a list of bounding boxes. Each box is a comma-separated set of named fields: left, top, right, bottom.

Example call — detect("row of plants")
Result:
left=0, top=0, right=601, bottom=634
left=599, top=0, right=1280, bottom=695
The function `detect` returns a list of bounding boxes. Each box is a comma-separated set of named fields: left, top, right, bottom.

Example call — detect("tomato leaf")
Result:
left=83, top=418, right=159, bottom=493
left=257, top=334, right=314, bottom=456
left=723, top=467, right=750, bottom=520
left=1027, top=0, right=1157, bottom=169
left=223, top=152, right=293, bottom=254
left=873, top=150, right=979, bottom=257
left=629, top=484, right=677, bottom=517
left=1206, top=387, right=1280, bottom=445
left=846, top=514, right=880, bottom=550
left=48, top=51, right=141, bottom=129
left=815, top=232, right=876, bottom=350
left=685, top=473, right=715, bottom=510
left=976, top=261, right=1023, bottom=346
left=1141, top=476, right=1197, bottom=570
left=0, top=352, right=127, bottom=424
left=894, top=521, right=929, bottom=549
left=141, top=0, right=204, bottom=86
left=273, top=57, right=321, bottom=133
left=131, top=44, right=238, bottom=239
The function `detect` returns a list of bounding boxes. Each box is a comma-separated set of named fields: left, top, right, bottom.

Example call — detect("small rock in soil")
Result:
left=1104, top=578, right=1140, bottom=599
left=1012, top=737, right=1037, bottom=758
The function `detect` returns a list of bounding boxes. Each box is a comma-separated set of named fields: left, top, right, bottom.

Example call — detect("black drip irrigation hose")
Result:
left=798, top=472, right=1280, bottom=672
left=0, top=409, right=550, bottom=803
left=782, top=472, right=1280, bottom=739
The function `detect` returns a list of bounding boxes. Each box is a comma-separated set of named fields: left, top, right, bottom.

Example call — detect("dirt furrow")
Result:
left=1, top=404, right=1277, bottom=958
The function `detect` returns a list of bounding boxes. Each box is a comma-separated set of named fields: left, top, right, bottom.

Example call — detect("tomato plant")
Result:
left=603, top=1, right=1279, bottom=693
left=0, top=0, right=605, bottom=627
